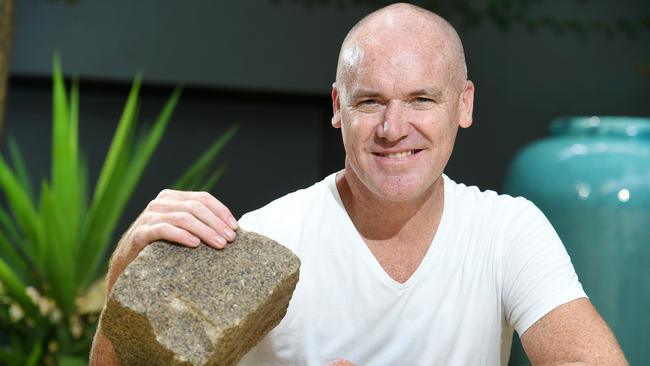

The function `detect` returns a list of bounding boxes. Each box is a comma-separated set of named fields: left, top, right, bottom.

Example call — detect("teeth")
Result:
left=382, top=150, right=414, bottom=158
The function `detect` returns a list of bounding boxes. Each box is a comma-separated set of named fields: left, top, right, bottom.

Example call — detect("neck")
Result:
left=336, top=169, right=444, bottom=241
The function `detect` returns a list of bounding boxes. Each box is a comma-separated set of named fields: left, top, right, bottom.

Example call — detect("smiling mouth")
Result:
left=374, top=149, right=422, bottom=158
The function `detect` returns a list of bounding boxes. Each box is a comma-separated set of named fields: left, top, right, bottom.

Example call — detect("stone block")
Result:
left=101, top=229, right=300, bottom=366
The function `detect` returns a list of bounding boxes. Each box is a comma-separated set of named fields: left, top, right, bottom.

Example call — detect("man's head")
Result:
left=331, top=3, right=474, bottom=203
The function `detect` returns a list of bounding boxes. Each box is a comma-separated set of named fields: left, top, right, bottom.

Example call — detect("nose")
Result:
left=375, top=100, right=409, bottom=142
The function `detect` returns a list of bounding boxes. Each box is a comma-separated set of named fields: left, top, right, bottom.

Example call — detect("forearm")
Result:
left=89, top=318, right=120, bottom=365
left=106, top=226, right=139, bottom=293
left=90, top=230, right=135, bottom=366
left=89, top=190, right=238, bottom=364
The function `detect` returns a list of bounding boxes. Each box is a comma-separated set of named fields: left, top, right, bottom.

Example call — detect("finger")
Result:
left=135, top=222, right=201, bottom=249
left=153, top=190, right=238, bottom=232
left=165, top=211, right=227, bottom=249
left=174, top=200, right=235, bottom=241
left=155, top=188, right=184, bottom=200
left=191, top=191, right=238, bottom=231
left=140, top=196, right=236, bottom=245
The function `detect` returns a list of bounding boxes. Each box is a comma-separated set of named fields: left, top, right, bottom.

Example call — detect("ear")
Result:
left=331, top=82, right=342, bottom=129
left=458, top=80, right=475, bottom=129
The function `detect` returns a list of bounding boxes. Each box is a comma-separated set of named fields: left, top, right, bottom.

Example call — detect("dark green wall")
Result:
left=4, top=0, right=649, bottom=235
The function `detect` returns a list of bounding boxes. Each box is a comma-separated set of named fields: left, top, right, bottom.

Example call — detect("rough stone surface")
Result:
left=101, top=229, right=300, bottom=366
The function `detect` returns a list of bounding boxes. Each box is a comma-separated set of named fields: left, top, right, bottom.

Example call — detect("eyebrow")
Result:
left=350, top=89, right=382, bottom=101
left=349, top=87, right=444, bottom=101
left=409, top=88, right=444, bottom=99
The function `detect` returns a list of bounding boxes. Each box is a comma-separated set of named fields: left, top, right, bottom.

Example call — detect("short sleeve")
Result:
left=501, top=200, right=587, bottom=335
left=238, top=211, right=264, bottom=233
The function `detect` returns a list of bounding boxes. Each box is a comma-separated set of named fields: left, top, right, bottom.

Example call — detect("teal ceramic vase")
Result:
left=504, top=116, right=650, bottom=365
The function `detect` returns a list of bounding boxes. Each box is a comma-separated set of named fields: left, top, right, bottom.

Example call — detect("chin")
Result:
left=371, top=175, right=434, bottom=202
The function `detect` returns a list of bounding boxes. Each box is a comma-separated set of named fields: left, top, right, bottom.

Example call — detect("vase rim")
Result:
left=550, top=116, right=650, bottom=138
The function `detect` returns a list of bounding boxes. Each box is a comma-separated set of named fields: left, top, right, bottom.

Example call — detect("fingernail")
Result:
left=224, top=228, right=236, bottom=241
left=228, top=217, right=238, bottom=230
left=215, top=236, right=227, bottom=246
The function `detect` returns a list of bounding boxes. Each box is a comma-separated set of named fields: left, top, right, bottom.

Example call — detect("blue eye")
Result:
left=414, top=97, right=433, bottom=103
left=360, top=99, right=378, bottom=105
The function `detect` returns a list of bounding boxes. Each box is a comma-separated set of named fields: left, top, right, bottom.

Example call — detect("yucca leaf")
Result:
left=83, top=88, right=181, bottom=285
left=25, top=341, right=42, bottom=366
left=68, top=77, right=82, bottom=228
left=38, top=182, right=76, bottom=319
left=173, top=123, right=239, bottom=190
left=51, top=53, right=71, bottom=197
left=77, top=154, right=89, bottom=236
left=51, top=57, right=69, bottom=187
left=50, top=61, right=82, bottom=263
left=198, top=164, right=227, bottom=192
left=0, top=156, right=40, bottom=258
left=68, top=77, right=79, bottom=167
left=0, top=229, right=30, bottom=283
left=0, top=204, right=21, bottom=245
left=44, top=60, right=82, bottom=313
left=7, top=137, right=34, bottom=202
left=0, top=257, right=41, bottom=320
left=90, top=74, right=142, bottom=211
left=78, top=79, right=141, bottom=283
left=77, top=141, right=131, bottom=285
left=77, top=165, right=127, bottom=285
left=0, top=205, right=38, bottom=284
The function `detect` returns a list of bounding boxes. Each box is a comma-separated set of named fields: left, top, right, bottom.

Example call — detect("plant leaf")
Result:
left=59, top=355, right=87, bottom=366
left=81, top=87, right=181, bottom=286
left=0, top=227, right=30, bottom=283
left=25, top=341, right=43, bottom=366
left=0, top=256, right=41, bottom=320
left=51, top=55, right=70, bottom=197
left=76, top=148, right=129, bottom=286
left=7, top=137, right=34, bottom=202
left=38, top=182, right=77, bottom=319
left=90, top=74, right=142, bottom=213
left=50, top=61, right=82, bottom=276
left=0, top=203, right=22, bottom=247
left=172, top=123, right=239, bottom=190
left=0, top=156, right=41, bottom=259
left=77, top=77, right=141, bottom=284
left=198, top=164, right=227, bottom=192
left=77, top=153, right=89, bottom=236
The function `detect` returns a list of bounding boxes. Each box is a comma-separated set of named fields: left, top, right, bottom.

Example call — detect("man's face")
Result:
left=331, top=37, right=474, bottom=203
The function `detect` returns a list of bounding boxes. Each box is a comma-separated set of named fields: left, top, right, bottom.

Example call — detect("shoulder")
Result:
left=443, top=175, right=557, bottom=261
left=445, top=175, right=540, bottom=225
left=240, top=173, right=334, bottom=227
left=238, top=173, right=338, bottom=251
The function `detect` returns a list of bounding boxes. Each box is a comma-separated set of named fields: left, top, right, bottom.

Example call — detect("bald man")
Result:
left=91, top=3, right=626, bottom=365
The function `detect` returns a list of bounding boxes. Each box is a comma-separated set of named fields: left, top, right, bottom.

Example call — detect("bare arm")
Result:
left=89, top=189, right=239, bottom=365
left=520, top=298, right=627, bottom=365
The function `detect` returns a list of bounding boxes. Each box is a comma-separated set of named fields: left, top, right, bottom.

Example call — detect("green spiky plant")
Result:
left=0, top=56, right=238, bottom=365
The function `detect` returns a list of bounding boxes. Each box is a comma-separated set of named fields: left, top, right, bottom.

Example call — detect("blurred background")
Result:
left=0, top=0, right=649, bottom=364
left=3, top=0, right=647, bottom=227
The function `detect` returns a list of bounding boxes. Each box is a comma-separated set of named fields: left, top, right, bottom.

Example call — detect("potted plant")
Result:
left=0, top=56, right=237, bottom=365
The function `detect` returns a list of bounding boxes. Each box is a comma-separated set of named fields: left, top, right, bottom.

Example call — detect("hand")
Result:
left=107, top=189, right=238, bottom=291
left=93, top=190, right=238, bottom=365
left=130, top=189, right=238, bottom=250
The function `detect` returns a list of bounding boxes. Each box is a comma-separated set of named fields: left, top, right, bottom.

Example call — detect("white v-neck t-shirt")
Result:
left=238, top=173, right=586, bottom=366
